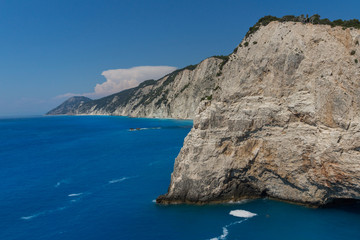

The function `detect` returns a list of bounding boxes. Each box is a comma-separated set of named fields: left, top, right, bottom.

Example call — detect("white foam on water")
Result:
left=54, top=179, right=70, bottom=188
left=108, top=177, right=128, bottom=184
left=20, top=213, right=42, bottom=220
left=20, top=206, right=67, bottom=221
left=208, top=220, right=245, bottom=240
left=229, top=209, right=257, bottom=218
left=129, top=127, right=161, bottom=131
left=216, top=226, right=229, bottom=240
left=226, top=199, right=251, bottom=205
left=108, top=176, right=138, bottom=184
left=152, top=199, right=156, bottom=203
left=68, top=193, right=83, bottom=197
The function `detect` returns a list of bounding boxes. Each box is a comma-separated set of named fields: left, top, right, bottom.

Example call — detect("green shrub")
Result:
left=180, top=83, right=190, bottom=93
left=213, top=55, right=230, bottom=72
left=213, top=55, right=229, bottom=61
left=244, top=42, right=249, bottom=47
left=184, top=64, right=198, bottom=71
left=213, top=86, right=221, bottom=91
left=356, top=40, right=359, bottom=45
left=355, top=59, right=358, bottom=64
left=245, top=14, right=360, bottom=38
left=201, top=95, right=213, bottom=101
left=253, top=41, right=258, bottom=45
left=333, top=19, right=344, bottom=26
left=351, top=50, right=356, bottom=55
left=245, top=15, right=279, bottom=37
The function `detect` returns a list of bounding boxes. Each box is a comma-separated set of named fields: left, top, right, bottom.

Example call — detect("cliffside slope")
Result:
left=47, top=96, right=92, bottom=115
left=157, top=20, right=360, bottom=206
left=47, top=60, right=222, bottom=119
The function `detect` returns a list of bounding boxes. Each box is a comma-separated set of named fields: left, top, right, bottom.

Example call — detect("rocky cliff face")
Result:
left=157, top=21, right=360, bottom=206
left=47, top=58, right=222, bottom=119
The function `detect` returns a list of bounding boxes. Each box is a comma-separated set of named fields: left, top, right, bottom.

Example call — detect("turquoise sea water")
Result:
left=1, top=116, right=360, bottom=240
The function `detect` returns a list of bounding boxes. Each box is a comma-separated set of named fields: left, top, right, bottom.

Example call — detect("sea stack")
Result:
left=157, top=20, right=360, bottom=206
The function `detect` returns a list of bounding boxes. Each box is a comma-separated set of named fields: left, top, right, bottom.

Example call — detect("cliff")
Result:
left=49, top=16, right=360, bottom=206
left=157, top=21, right=360, bottom=206
left=47, top=61, right=221, bottom=119
left=47, top=96, right=92, bottom=115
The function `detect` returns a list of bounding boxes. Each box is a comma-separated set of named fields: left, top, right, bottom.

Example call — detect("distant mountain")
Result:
left=47, top=62, right=219, bottom=119
left=47, top=96, right=92, bottom=115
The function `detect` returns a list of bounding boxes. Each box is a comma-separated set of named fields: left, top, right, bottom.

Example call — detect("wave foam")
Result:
left=209, top=227, right=228, bottom=240
left=108, top=177, right=128, bottom=184
left=54, top=179, right=70, bottom=188
left=20, top=206, right=67, bottom=220
left=128, top=127, right=161, bottom=131
left=68, top=193, right=83, bottom=197
left=226, top=199, right=252, bottom=205
left=209, top=220, right=245, bottom=240
left=229, top=209, right=257, bottom=218
left=21, top=213, right=42, bottom=220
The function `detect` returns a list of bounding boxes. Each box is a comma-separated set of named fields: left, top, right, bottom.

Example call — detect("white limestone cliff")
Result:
left=157, top=21, right=360, bottom=206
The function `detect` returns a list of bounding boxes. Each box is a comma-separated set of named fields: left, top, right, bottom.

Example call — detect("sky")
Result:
left=0, top=0, right=359, bottom=116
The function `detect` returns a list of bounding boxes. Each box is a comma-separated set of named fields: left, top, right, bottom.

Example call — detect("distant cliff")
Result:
left=47, top=61, right=222, bottom=119
left=47, top=96, right=92, bottom=115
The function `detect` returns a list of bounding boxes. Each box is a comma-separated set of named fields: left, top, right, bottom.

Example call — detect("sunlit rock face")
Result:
left=157, top=21, right=360, bottom=206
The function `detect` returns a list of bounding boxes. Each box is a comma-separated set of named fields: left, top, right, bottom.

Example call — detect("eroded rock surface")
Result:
left=158, top=21, right=360, bottom=206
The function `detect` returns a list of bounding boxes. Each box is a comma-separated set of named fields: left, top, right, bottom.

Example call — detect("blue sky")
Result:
left=0, top=0, right=359, bottom=116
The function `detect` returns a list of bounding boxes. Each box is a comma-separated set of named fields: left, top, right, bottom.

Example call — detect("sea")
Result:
left=1, top=115, right=360, bottom=240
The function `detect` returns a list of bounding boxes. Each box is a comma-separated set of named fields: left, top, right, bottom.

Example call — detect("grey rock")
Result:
left=157, top=22, right=360, bottom=206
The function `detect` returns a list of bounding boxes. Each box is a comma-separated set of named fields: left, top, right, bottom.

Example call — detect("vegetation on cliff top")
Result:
left=246, top=14, right=360, bottom=38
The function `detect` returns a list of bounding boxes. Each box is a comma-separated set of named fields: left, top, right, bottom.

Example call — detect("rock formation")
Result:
left=157, top=21, right=360, bottom=206
left=47, top=60, right=221, bottom=119
left=49, top=17, right=360, bottom=206
left=47, top=96, right=92, bottom=115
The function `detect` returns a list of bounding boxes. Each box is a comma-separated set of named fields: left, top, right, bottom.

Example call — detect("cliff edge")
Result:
left=157, top=20, right=360, bottom=206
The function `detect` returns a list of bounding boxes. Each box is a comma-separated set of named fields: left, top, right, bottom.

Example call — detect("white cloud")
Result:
left=56, top=66, right=177, bottom=99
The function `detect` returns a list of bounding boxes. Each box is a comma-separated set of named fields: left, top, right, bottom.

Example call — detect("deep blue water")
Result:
left=1, top=116, right=360, bottom=240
